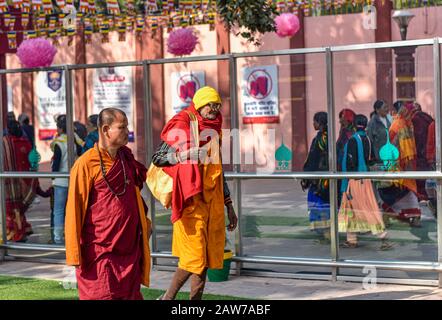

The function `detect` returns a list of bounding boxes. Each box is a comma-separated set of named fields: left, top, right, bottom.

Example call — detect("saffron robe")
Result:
left=161, top=105, right=225, bottom=275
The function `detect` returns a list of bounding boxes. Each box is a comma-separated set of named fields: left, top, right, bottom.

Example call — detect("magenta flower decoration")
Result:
left=275, top=13, right=300, bottom=38
left=167, top=28, right=198, bottom=56
left=17, top=38, right=57, bottom=68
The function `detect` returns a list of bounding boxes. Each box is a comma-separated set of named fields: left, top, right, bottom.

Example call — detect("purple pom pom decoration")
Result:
left=17, top=38, right=57, bottom=68
left=275, top=13, right=300, bottom=38
left=167, top=28, right=198, bottom=56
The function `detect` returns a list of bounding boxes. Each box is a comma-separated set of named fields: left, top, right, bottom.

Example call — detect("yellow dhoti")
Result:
left=172, top=155, right=225, bottom=275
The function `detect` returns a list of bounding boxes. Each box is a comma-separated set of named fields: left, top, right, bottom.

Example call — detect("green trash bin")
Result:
left=207, top=250, right=233, bottom=282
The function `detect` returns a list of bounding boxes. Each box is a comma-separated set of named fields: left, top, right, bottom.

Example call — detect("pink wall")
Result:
left=304, top=13, right=376, bottom=143
left=230, top=31, right=291, bottom=172
left=391, top=7, right=441, bottom=117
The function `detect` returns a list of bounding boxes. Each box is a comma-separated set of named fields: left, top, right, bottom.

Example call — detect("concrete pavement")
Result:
left=0, top=260, right=442, bottom=300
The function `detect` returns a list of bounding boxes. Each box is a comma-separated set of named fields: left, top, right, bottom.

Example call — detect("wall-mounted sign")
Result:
left=242, top=65, right=279, bottom=124
left=171, top=71, right=205, bottom=115
left=36, top=70, right=67, bottom=140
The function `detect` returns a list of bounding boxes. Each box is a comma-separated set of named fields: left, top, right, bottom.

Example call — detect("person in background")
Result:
left=301, top=112, right=331, bottom=244
left=367, top=100, right=392, bottom=166
left=336, top=108, right=355, bottom=205
left=81, top=114, right=99, bottom=154
left=381, top=101, right=422, bottom=227
left=410, top=101, right=434, bottom=201
left=338, top=114, right=393, bottom=250
left=18, top=113, right=35, bottom=147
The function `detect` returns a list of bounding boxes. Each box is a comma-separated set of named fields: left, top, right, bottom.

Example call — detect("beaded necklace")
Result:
left=96, top=144, right=128, bottom=197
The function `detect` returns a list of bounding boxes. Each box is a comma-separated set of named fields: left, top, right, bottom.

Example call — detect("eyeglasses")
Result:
left=208, top=102, right=221, bottom=111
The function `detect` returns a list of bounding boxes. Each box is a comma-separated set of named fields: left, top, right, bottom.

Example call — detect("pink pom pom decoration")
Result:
left=275, top=13, right=300, bottom=38
left=167, top=28, right=198, bottom=56
left=17, top=38, right=57, bottom=68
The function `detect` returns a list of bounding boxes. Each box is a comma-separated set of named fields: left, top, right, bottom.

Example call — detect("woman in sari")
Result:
left=380, top=102, right=422, bottom=227
left=4, top=121, right=36, bottom=242
left=336, top=109, right=355, bottom=205
left=338, top=115, right=393, bottom=250
left=302, top=112, right=330, bottom=244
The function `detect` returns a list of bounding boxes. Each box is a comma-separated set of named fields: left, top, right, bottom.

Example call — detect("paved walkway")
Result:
left=1, top=261, right=442, bottom=300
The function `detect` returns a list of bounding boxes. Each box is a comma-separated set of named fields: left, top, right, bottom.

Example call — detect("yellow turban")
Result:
left=192, top=86, right=221, bottom=110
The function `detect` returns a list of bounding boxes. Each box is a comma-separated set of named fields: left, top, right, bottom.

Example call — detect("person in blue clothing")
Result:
left=81, top=114, right=99, bottom=154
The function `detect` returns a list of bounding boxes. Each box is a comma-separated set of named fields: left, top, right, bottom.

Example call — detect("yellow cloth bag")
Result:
left=146, top=111, right=199, bottom=208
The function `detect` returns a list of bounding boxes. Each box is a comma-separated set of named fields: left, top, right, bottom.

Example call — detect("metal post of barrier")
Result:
left=326, top=48, right=339, bottom=281
left=143, top=60, right=157, bottom=265
left=0, top=73, right=6, bottom=260
left=433, top=38, right=442, bottom=288
left=64, top=66, right=75, bottom=169
left=229, top=55, right=243, bottom=275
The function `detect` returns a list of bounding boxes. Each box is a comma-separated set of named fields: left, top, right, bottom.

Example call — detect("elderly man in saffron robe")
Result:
left=65, top=108, right=151, bottom=300
left=152, top=86, right=237, bottom=300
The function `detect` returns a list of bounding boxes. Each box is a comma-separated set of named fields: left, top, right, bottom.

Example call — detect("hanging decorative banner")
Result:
left=56, top=0, right=65, bottom=9
left=276, top=0, right=287, bottom=12
left=125, top=15, right=134, bottom=31
left=241, top=65, right=280, bottom=124
left=93, top=67, right=135, bottom=142
left=172, top=13, right=181, bottom=27
left=88, top=0, right=95, bottom=14
left=100, top=18, right=110, bottom=43
left=12, top=0, right=22, bottom=10
left=84, top=17, right=93, bottom=44
left=21, top=13, right=30, bottom=28
left=25, top=30, right=37, bottom=39
left=181, top=0, right=193, bottom=13
left=167, top=0, right=175, bottom=13
left=145, top=0, right=157, bottom=13
left=167, top=16, right=173, bottom=32
left=171, top=71, right=205, bottom=115
left=7, top=31, right=17, bottom=49
left=106, top=0, right=120, bottom=15
left=96, top=13, right=104, bottom=27
left=180, top=14, right=189, bottom=28
left=22, top=0, right=30, bottom=12
left=107, top=15, right=114, bottom=29
left=126, top=0, right=135, bottom=15
left=0, top=0, right=8, bottom=12
left=4, top=14, right=17, bottom=31
left=66, top=0, right=72, bottom=4
left=208, top=11, right=215, bottom=30
left=150, top=16, right=158, bottom=37
left=117, top=16, right=126, bottom=41
left=67, top=27, right=75, bottom=45
left=31, top=0, right=42, bottom=11
left=42, top=0, right=53, bottom=13
left=135, top=14, right=144, bottom=38
left=202, top=0, right=210, bottom=11
left=37, top=12, right=46, bottom=29
left=79, top=0, right=88, bottom=13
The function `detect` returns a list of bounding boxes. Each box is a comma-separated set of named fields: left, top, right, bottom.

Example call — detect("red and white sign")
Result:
left=171, top=71, right=205, bottom=115
left=242, top=65, right=279, bottom=124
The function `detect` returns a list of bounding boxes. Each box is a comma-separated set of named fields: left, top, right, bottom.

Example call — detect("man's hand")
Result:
left=177, top=147, right=200, bottom=163
left=226, top=203, right=238, bottom=232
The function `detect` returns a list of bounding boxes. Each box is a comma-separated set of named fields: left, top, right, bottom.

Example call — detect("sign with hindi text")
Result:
left=241, top=65, right=279, bottom=124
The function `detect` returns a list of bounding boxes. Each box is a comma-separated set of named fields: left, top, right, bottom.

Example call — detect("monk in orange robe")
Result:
left=65, top=108, right=151, bottom=300
left=151, top=86, right=237, bottom=300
